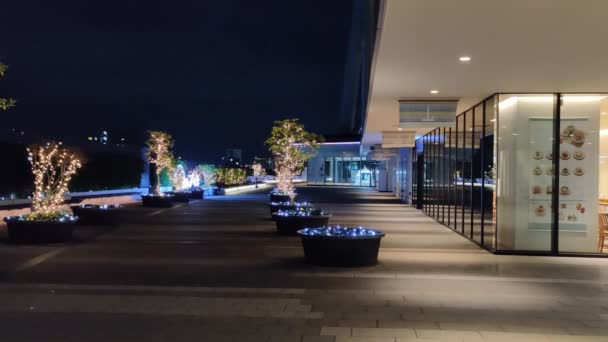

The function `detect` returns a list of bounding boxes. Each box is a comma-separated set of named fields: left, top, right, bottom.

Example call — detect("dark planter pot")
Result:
left=166, top=191, right=191, bottom=203
left=214, top=187, right=226, bottom=196
left=4, top=218, right=76, bottom=244
left=268, top=202, right=314, bottom=216
left=71, top=205, right=123, bottom=225
left=141, top=195, right=174, bottom=208
left=190, top=190, right=204, bottom=200
left=269, top=192, right=299, bottom=202
left=297, top=227, right=385, bottom=267
left=272, top=214, right=330, bottom=235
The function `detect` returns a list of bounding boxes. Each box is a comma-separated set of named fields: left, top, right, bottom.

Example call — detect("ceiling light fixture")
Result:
left=430, top=90, right=439, bottom=94
left=459, top=56, right=471, bottom=62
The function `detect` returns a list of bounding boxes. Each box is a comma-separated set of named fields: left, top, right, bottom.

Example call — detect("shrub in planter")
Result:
left=4, top=142, right=81, bottom=243
left=71, top=204, right=123, bottom=225
left=297, top=226, right=385, bottom=267
left=272, top=208, right=330, bottom=235
left=268, top=201, right=314, bottom=216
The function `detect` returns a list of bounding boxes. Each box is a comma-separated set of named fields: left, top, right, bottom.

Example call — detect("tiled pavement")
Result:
left=1, top=186, right=608, bottom=341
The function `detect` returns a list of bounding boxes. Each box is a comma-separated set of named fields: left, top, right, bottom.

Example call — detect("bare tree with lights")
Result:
left=265, top=119, right=321, bottom=200
left=0, top=62, right=16, bottom=110
left=27, top=142, right=81, bottom=217
left=145, top=131, right=174, bottom=196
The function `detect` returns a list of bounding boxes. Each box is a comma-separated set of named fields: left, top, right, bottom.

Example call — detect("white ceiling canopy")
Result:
left=363, top=0, right=608, bottom=150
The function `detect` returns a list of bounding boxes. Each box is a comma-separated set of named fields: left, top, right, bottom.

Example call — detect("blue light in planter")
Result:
left=299, top=226, right=383, bottom=237
left=269, top=201, right=312, bottom=206
left=276, top=208, right=326, bottom=217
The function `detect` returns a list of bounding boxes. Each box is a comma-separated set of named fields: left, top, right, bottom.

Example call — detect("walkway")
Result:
left=0, top=186, right=607, bottom=341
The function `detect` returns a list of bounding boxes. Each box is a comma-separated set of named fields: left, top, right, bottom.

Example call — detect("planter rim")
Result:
left=297, top=226, right=385, bottom=240
left=268, top=201, right=312, bottom=206
left=141, top=194, right=174, bottom=198
left=4, top=215, right=79, bottom=224
left=72, top=204, right=122, bottom=210
left=273, top=213, right=332, bottom=219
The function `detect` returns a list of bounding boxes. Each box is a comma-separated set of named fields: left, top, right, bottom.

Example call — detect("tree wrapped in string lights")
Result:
left=252, top=162, right=266, bottom=188
left=3, top=142, right=81, bottom=243
left=145, top=131, right=174, bottom=196
left=265, top=119, right=321, bottom=201
left=28, top=142, right=82, bottom=216
left=169, top=162, right=186, bottom=191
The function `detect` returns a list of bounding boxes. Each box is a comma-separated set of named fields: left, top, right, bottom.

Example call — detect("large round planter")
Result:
left=141, top=195, right=174, bottom=208
left=272, top=212, right=330, bottom=235
left=268, top=202, right=314, bottom=217
left=4, top=218, right=77, bottom=244
left=71, top=204, right=123, bottom=225
left=297, top=227, right=385, bottom=267
left=190, top=190, right=204, bottom=200
left=166, top=191, right=191, bottom=203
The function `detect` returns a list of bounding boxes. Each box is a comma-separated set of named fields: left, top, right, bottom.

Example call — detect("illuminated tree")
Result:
left=169, top=163, right=186, bottom=191
left=186, top=168, right=201, bottom=188
left=27, top=142, right=81, bottom=215
left=265, top=119, right=321, bottom=199
left=197, top=164, right=217, bottom=187
left=0, top=62, right=16, bottom=110
left=252, top=162, right=266, bottom=187
left=145, top=131, right=174, bottom=195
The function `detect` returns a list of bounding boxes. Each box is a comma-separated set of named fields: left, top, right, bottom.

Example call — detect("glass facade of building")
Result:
left=414, top=93, right=608, bottom=255
left=306, top=143, right=378, bottom=187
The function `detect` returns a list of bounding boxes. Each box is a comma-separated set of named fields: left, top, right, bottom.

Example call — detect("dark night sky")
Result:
left=0, top=0, right=355, bottom=162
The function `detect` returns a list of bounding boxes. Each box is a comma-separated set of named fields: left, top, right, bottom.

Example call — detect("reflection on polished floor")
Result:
left=1, top=186, right=608, bottom=341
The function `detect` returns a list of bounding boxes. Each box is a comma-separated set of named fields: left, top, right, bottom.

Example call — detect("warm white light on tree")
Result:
left=169, top=163, right=186, bottom=191
left=0, top=62, right=16, bottom=111
left=145, top=131, right=174, bottom=196
left=27, top=142, right=81, bottom=214
left=265, top=119, right=321, bottom=200
left=252, top=162, right=266, bottom=181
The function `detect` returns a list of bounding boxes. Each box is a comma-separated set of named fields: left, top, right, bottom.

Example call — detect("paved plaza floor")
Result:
left=1, top=186, right=608, bottom=341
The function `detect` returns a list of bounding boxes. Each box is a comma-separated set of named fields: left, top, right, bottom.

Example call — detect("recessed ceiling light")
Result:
left=459, top=56, right=471, bottom=62
left=430, top=90, right=439, bottom=94
left=398, top=127, right=403, bottom=131
left=602, top=112, right=607, bottom=115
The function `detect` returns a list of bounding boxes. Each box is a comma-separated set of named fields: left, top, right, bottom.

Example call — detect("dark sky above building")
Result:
left=0, top=0, right=355, bottom=162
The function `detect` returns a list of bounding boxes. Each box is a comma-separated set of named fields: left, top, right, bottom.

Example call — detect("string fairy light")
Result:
left=145, top=131, right=174, bottom=196
left=26, top=141, right=81, bottom=214
left=265, top=119, right=321, bottom=201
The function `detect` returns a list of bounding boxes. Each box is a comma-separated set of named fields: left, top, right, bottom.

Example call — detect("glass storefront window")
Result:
left=463, top=110, right=473, bottom=238
left=483, top=96, right=497, bottom=250
left=472, top=104, right=484, bottom=243
left=558, top=94, right=608, bottom=253
left=496, top=94, right=556, bottom=252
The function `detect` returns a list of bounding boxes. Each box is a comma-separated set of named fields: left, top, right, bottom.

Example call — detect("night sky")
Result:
left=0, top=0, right=355, bottom=162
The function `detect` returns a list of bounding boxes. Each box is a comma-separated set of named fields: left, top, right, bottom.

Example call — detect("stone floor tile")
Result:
left=268, top=334, right=302, bottom=342
left=479, top=331, right=550, bottom=342
left=378, top=320, right=439, bottom=329
left=352, top=328, right=415, bottom=338
left=415, top=329, right=483, bottom=341
left=338, top=319, right=378, bottom=328
left=337, top=337, right=396, bottom=342
left=302, top=336, right=336, bottom=342
left=321, top=326, right=352, bottom=337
